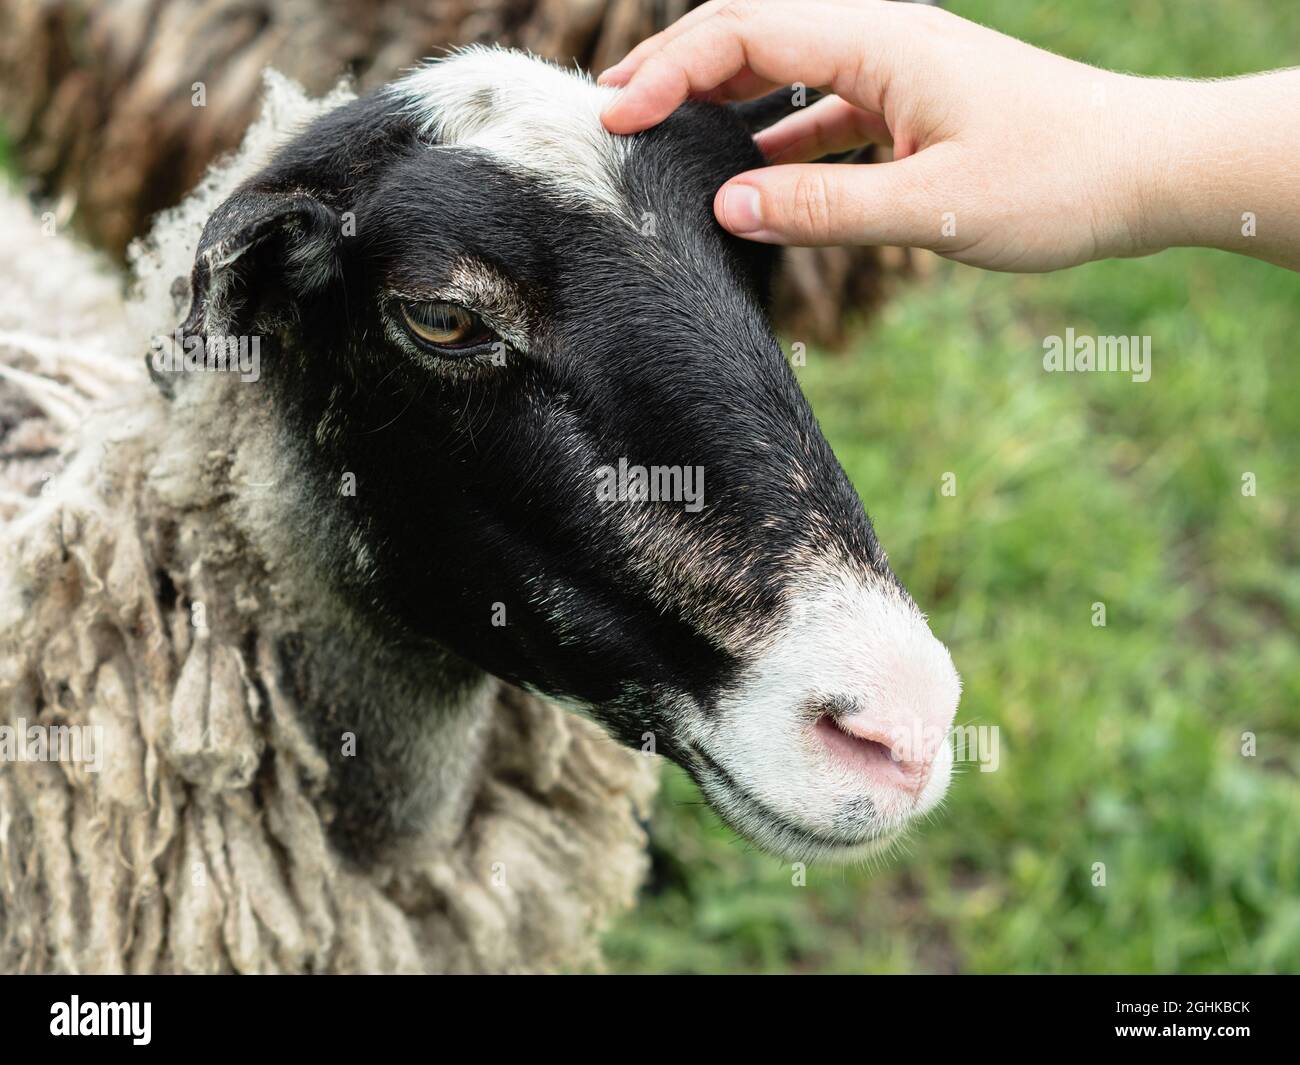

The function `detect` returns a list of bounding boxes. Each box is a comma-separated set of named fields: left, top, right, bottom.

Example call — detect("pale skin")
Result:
left=598, top=0, right=1300, bottom=273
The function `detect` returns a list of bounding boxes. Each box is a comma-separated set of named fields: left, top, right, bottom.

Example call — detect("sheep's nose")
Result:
left=811, top=643, right=960, bottom=797
left=813, top=711, right=939, bottom=794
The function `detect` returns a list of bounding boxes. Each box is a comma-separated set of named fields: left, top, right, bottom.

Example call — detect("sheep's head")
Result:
left=178, top=49, right=960, bottom=862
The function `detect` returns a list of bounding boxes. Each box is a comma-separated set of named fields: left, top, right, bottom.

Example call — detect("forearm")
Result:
left=1123, top=69, right=1300, bottom=269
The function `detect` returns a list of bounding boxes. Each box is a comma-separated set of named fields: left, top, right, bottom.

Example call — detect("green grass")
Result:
left=605, top=0, right=1300, bottom=974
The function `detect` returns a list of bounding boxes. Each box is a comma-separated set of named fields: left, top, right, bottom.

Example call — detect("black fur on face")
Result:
left=177, top=64, right=952, bottom=864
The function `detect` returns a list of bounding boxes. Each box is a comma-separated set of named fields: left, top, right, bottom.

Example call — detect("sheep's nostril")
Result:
left=813, top=713, right=926, bottom=793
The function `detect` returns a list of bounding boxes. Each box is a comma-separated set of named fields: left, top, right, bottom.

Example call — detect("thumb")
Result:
left=714, top=152, right=953, bottom=248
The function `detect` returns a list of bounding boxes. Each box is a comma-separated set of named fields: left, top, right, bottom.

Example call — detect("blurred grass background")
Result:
left=605, top=0, right=1300, bottom=973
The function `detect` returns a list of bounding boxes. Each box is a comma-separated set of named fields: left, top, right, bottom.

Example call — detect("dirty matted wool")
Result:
left=0, top=74, right=657, bottom=974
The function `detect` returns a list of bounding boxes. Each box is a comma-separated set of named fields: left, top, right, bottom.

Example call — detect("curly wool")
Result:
left=0, top=75, right=657, bottom=974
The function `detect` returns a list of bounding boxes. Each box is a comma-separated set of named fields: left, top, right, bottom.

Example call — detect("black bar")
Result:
left=0, top=974, right=1291, bottom=1052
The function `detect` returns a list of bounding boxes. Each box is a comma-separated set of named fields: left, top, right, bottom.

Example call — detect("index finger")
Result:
left=600, top=0, right=901, bottom=134
left=597, top=0, right=738, bottom=85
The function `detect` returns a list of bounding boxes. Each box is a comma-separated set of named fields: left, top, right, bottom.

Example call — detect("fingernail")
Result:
left=720, top=184, right=763, bottom=234
left=597, top=65, right=628, bottom=86
left=599, top=99, right=624, bottom=130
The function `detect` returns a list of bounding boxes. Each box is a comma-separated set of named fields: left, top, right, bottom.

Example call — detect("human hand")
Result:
left=599, top=1, right=1300, bottom=272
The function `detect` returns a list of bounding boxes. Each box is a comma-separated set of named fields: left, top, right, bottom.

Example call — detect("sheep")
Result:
left=0, top=67, right=655, bottom=975
left=0, top=48, right=960, bottom=974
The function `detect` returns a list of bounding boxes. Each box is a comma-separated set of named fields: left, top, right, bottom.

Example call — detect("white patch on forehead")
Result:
left=389, top=46, right=630, bottom=217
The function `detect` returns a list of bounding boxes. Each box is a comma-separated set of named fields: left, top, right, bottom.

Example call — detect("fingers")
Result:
left=597, top=0, right=737, bottom=86
left=601, top=1, right=900, bottom=134
left=713, top=148, right=956, bottom=247
left=599, top=0, right=870, bottom=87
left=754, top=95, right=893, bottom=163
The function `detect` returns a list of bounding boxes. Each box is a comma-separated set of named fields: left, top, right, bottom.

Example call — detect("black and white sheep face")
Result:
left=183, top=48, right=960, bottom=862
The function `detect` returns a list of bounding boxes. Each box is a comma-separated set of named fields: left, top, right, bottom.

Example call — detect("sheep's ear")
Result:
left=730, top=87, right=825, bottom=134
left=180, top=188, right=340, bottom=340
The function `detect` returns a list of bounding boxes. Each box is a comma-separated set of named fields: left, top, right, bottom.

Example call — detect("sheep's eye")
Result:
left=399, top=300, right=493, bottom=353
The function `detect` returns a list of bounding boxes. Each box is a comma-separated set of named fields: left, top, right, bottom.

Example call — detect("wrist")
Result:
left=1108, top=71, right=1300, bottom=268
left=1094, top=74, right=1193, bottom=260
